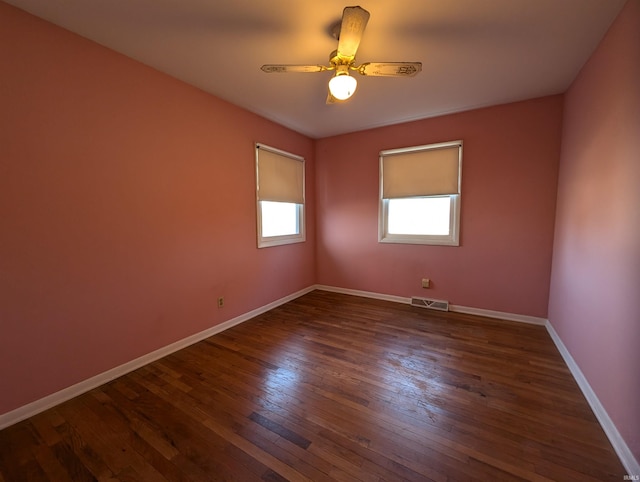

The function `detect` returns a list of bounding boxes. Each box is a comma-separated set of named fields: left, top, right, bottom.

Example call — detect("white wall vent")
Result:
left=410, top=297, right=449, bottom=311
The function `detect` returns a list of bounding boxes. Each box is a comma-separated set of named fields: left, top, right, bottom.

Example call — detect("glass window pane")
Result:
left=261, top=201, right=299, bottom=237
left=388, top=197, right=450, bottom=235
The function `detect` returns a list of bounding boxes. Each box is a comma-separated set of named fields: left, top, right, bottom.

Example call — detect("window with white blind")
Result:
left=255, top=143, right=305, bottom=248
left=379, top=140, right=462, bottom=246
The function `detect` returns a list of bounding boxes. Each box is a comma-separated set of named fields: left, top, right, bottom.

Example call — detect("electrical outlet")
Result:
left=217, top=297, right=224, bottom=308
left=421, top=278, right=430, bottom=288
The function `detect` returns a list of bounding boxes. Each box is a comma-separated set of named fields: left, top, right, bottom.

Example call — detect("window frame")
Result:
left=378, top=140, right=462, bottom=246
left=255, top=143, right=306, bottom=248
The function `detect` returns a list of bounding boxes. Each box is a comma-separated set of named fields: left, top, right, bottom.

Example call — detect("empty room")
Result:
left=1, top=0, right=638, bottom=480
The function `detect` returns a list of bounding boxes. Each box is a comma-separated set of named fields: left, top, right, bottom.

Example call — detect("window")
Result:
left=255, top=143, right=305, bottom=248
left=379, top=140, right=462, bottom=246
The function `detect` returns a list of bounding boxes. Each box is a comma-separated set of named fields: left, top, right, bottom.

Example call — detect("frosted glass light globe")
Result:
left=328, top=74, right=357, bottom=100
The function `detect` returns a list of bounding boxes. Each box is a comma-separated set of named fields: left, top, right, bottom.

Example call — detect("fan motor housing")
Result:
left=330, top=50, right=354, bottom=67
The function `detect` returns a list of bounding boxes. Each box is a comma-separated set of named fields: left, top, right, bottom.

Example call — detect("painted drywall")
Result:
left=0, top=2, right=316, bottom=415
left=548, top=0, right=640, bottom=462
left=315, top=97, right=562, bottom=318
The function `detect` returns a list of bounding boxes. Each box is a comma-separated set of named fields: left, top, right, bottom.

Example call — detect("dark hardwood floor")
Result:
left=0, top=290, right=626, bottom=481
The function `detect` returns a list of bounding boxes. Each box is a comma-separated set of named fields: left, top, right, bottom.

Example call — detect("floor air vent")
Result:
left=410, top=297, right=449, bottom=311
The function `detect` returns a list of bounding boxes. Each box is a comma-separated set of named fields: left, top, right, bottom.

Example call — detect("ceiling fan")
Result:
left=261, top=6, right=422, bottom=104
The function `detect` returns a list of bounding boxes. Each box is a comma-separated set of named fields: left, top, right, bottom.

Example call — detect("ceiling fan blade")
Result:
left=336, top=6, right=370, bottom=61
left=261, top=64, right=329, bottom=73
left=358, top=62, right=422, bottom=77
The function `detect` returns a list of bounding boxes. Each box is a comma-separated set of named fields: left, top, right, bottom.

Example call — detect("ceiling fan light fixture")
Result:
left=329, top=72, right=357, bottom=100
left=260, top=6, right=421, bottom=105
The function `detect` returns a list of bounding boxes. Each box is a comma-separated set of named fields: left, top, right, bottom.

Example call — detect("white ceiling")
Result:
left=6, top=0, right=626, bottom=138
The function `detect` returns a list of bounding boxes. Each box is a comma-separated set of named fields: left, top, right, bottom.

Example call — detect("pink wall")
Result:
left=0, top=2, right=315, bottom=415
left=315, top=97, right=562, bottom=318
left=548, top=0, right=640, bottom=461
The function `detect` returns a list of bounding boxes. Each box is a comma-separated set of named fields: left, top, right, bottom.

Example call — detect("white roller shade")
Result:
left=382, top=142, right=461, bottom=199
left=256, top=145, right=304, bottom=204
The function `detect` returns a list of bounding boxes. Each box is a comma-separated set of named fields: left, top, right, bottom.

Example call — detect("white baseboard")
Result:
left=0, top=285, right=316, bottom=431
left=314, top=285, right=411, bottom=305
left=449, top=304, right=547, bottom=325
left=314, top=285, right=547, bottom=325
left=545, top=321, right=639, bottom=476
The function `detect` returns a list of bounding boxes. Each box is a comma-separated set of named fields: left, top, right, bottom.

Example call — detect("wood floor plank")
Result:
left=0, top=290, right=627, bottom=481
left=53, top=420, right=112, bottom=479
